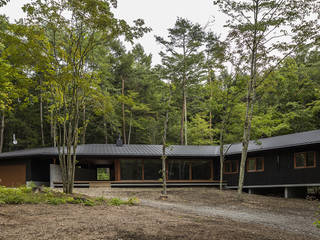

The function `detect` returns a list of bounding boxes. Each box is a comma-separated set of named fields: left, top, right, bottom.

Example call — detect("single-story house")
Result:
left=0, top=129, right=320, bottom=198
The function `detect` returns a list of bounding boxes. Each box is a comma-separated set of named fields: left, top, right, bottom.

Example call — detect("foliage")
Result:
left=0, top=185, right=138, bottom=206
left=97, top=168, right=110, bottom=180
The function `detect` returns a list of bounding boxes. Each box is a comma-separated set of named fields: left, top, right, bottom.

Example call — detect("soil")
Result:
left=0, top=187, right=319, bottom=240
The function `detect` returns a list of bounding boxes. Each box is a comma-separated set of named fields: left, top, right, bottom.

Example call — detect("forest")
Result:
left=0, top=0, right=319, bottom=154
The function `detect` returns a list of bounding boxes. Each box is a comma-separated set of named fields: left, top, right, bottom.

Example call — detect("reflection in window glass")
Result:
left=191, top=160, right=211, bottom=180
left=144, top=159, right=162, bottom=180
left=248, top=158, right=255, bottom=171
left=306, top=152, right=315, bottom=167
left=256, top=157, right=264, bottom=170
left=295, top=153, right=305, bottom=167
left=120, top=159, right=142, bottom=180
left=168, top=160, right=189, bottom=180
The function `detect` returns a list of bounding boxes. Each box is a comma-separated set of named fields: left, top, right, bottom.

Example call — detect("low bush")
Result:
left=108, top=197, right=125, bottom=206
left=0, top=186, right=138, bottom=207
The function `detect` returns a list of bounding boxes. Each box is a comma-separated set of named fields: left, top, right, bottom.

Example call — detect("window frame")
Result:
left=246, top=157, right=264, bottom=172
left=294, top=151, right=316, bottom=169
left=224, top=160, right=239, bottom=174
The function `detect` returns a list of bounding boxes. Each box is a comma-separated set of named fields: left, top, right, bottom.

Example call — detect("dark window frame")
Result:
left=224, top=160, right=238, bottom=174
left=294, top=151, right=316, bottom=169
left=247, top=157, right=264, bottom=172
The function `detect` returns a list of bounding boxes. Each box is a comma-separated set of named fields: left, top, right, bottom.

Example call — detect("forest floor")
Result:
left=0, top=187, right=319, bottom=240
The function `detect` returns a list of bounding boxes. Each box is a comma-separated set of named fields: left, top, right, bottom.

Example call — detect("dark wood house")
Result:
left=0, top=129, right=320, bottom=198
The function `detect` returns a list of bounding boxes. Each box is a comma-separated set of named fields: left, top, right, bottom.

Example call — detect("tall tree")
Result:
left=22, top=0, right=150, bottom=194
left=203, top=32, right=226, bottom=141
left=156, top=18, right=205, bottom=145
left=214, top=0, right=317, bottom=195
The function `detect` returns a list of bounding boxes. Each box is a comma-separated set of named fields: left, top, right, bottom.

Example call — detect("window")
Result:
left=224, top=160, right=238, bottom=174
left=294, top=151, right=316, bottom=169
left=168, top=159, right=190, bottom=180
left=167, top=159, right=212, bottom=180
left=144, top=159, right=162, bottom=180
left=247, top=157, right=264, bottom=172
left=120, top=159, right=143, bottom=180
left=191, top=160, right=211, bottom=180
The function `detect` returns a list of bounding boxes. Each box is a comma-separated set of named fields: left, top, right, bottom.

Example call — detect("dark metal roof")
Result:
left=0, top=129, right=320, bottom=159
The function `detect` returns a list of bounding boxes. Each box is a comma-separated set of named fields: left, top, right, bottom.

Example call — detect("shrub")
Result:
left=47, top=197, right=66, bottom=205
left=108, top=198, right=125, bottom=206
left=95, top=196, right=107, bottom=203
left=0, top=186, right=137, bottom=207
left=83, top=199, right=95, bottom=206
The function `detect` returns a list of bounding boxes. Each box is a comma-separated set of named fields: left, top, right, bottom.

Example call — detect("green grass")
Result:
left=0, top=186, right=138, bottom=207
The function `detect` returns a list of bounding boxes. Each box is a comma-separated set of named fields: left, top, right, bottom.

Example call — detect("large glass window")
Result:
left=168, top=160, right=190, bottom=180
left=144, top=159, right=162, bottom=180
left=247, top=157, right=264, bottom=172
left=168, top=159, right=212, bottom=180
left=120, top=159, right=143, bottom=180
left=294, top=151, right=316, bottom=168
left=191, top=160, right=211, bottom=180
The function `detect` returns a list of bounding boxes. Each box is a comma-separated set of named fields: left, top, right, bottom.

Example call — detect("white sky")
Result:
left=0, top=0, right=227, bottom=65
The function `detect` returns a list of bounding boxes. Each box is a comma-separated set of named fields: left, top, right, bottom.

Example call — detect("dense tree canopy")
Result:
left=0, top=0, right=319, bottom=155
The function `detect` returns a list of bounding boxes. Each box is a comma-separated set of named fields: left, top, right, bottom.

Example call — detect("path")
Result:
left=139, top=199, right=319, bottom=238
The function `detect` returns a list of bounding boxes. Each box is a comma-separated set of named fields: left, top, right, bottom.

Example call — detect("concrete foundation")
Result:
left=284, top=187, right=307, bottom=199
left=50, top=164, right=62, bottom=188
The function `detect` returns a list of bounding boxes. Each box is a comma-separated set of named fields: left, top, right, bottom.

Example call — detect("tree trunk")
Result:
left=128, top=112, right=133, bottom=145
left=0, top=111, right=4, bottom=153
left=40, top=91, right=45, bottom=146
left=82, top=105, right=86, bottom=144
left=53, top=118, right=57, bottom=148
left=184, top=93, right=188, bottom=145
left=162, top=85, right=172, bottom=196
left=180, top=83, right=185, bottom=145
left=219, top=121, right=225, bottom=190
left=209, top=74, right=213, bottom=142
left=238, top=0, right=259, bottom=196
left=103, top=121, right=108, bottom=144
left=121, top=76, right=126, bottom=144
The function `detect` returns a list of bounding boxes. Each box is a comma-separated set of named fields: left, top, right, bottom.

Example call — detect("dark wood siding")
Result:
left=223, top=144, right=320, bottom=187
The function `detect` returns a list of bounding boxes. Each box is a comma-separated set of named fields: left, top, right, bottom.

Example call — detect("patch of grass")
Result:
left=0, top=186, right=139, bottom=207
left=108, top=197, right=139, bottom=206
left=108, top=197, right=125, bottom=206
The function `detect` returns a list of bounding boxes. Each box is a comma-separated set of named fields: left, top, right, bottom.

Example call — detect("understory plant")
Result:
left=0, top=186, right=138, bottom=206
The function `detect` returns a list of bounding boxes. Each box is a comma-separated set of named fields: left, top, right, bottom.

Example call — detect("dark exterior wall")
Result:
left=223, top=144, right=320, bottom=187
left=75, top=168, right=97, bottom=181
left=213, top=158, right=220, bottom=181
left=30, top=158, right=51, bottom=182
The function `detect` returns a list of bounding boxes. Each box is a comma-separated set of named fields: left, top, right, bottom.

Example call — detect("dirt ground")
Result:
left=0, top=187, right=319, bottom=240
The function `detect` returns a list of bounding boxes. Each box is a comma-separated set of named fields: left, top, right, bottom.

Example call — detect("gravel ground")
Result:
left=75, top=187, right=320, bottom=238
left=1, top=203, right=316, bottom=240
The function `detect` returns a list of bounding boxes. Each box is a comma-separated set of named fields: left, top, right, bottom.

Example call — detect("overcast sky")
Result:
left=0, top=0, right=227, bottom=65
